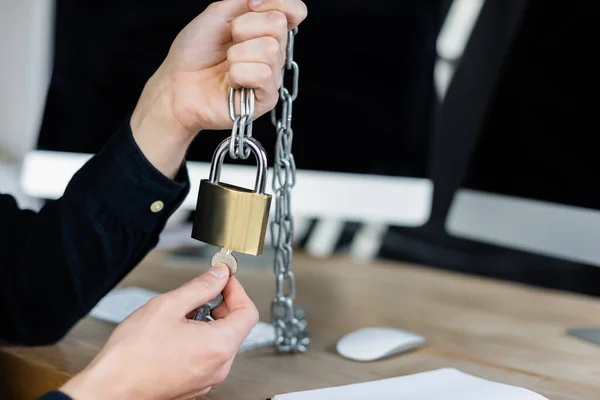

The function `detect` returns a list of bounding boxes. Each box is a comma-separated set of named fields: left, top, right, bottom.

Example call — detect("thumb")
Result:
left=163, top=263, right=230, bottom=315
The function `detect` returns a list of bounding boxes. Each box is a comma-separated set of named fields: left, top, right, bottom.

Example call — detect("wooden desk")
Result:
left=2, top=252, right=600, bottom=399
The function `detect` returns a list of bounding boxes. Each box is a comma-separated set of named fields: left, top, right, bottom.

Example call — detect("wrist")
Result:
left=131, top=65, right=196, bottom=179
left=59, top=362, right=135, bottom=400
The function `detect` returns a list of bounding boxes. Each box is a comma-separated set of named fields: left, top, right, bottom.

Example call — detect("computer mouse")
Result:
left=336, top=327, right=426, bottom=362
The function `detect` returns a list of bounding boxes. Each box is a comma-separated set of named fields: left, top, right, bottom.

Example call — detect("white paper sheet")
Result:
left=273, top=368, right=548, bottom=399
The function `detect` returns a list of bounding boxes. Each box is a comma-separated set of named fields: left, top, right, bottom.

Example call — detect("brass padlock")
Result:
left=192, top=136, right=272, bottom=255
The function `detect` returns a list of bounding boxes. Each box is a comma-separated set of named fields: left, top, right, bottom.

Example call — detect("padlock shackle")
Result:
left=209, top=136, right=268, bottom=194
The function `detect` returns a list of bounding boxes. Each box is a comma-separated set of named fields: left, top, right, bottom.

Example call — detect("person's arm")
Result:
left=31, top=265, right=258, bottom=400
left=0, top=116, right=190, bottom=345
left=1, top=3, right=306, bottom=399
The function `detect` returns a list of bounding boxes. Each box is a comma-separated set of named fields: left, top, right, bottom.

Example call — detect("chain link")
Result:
left=228, top=87, right=255, bottom=160
left=270, top=28, right=309, bottom=353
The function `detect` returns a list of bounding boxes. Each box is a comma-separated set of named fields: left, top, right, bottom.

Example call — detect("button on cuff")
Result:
left=89, top=115, right=190, bottom=231
left=150, top=200, right=165, bottom=213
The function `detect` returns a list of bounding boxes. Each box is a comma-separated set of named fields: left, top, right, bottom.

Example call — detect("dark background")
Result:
left=37, top=0, right=600, bottom=297
left=382, top=0, right=600, bottom=297
left=463, top=1, right=598, bottom=209
left=38, top=0, right=439, bottom=178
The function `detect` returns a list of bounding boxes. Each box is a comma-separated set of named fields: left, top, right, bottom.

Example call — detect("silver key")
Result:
left=211, top=248, right=238, bottom=275
left=193, top=248, right=238, bottom=321
left=194, top=293, right=224, bottom=321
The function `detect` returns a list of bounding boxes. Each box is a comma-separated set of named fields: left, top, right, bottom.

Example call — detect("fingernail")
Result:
left=208, top=264, right=228, bottom=279
left=249, top=0, right=262, bottom=8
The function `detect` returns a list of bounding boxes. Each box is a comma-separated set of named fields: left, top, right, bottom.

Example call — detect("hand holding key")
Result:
left=61, top=264, right=258, bottom=400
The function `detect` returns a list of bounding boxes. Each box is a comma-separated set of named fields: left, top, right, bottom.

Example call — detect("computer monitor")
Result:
left=445, top=0, right=600, bottom=267
left=21, top=1, right=439, bottom=258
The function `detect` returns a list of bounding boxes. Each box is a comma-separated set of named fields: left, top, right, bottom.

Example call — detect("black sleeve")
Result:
left=36, top=391, right=72, bottom=400
left=0, top=116, right=190, bottom=345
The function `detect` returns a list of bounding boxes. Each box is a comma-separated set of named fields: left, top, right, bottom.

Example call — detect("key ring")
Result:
left=228, top=87, right=255, bottom=159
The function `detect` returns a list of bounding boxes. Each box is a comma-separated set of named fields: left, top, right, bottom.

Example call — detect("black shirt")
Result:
left=37, top=392, right=71, bottom=400
left=0, top=116, right=190, bottom=399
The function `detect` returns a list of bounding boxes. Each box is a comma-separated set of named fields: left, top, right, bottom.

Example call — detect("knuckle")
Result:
left=263, top=92, right=278, bottom=111
left=230, top=18, right=243, bottom=41
left=210, top=342, right=234, bottom=364
left=266, top=10, right=287, bottom=28
left=259, top=64, right=273, bottom=82
left=267, top=88, right=279, bottom=109
left=226, top=45, right=237, bottom=62
left=228, top=63, right=243, bottom=82
left=228, top=62, right=240, bottom=75
left=206, top=1, right=224, bottom=12
left=146, top=295, right=168, bottom=312
left=274, top=67, right=284, bottom=83
left=263, top=36, right=281, bottom=60
left=299, top=1, right=308, bottom=20
left=249, top=303, right=260, bottom=326
left=213, top=365, right=232, bottom=384
left=273, top=0, right=285, bottom=10
left=251, top=312, right=260, bottom=328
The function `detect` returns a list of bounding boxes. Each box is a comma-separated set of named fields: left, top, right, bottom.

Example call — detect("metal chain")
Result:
left=269, top=28, right=309, bottom=353
left=228, top=87, right=255, bottom=160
